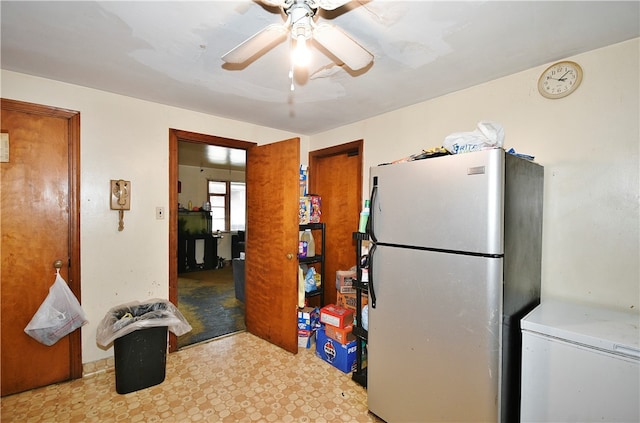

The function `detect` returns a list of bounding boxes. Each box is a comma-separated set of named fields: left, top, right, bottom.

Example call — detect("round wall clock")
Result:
left=537, top=61, right=583, bottom=99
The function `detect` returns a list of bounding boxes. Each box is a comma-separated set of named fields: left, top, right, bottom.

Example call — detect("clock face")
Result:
left=538, top=61, right=583, bottom=99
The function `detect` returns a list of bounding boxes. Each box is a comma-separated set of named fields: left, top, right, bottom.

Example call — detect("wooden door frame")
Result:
left=1, top=98, right=82, bottom=380
left=168, top=129, right=256, bottom=352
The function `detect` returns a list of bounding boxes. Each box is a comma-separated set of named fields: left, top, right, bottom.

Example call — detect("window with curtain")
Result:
left=208, top=180, right=246, bottom=232
left=230, top=181, right=246, bottom=231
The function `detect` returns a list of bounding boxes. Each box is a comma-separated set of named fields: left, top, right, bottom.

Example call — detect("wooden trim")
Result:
left=168, top=128, right=256, bottom=353
left=67, top=111, right=82, bottom=379
left=1, top=98, right=79, bottom=118
left=172, top=129, right=255, bottom=150
left=168, top=129, right=178, bottom=352
left=1, top=98, right=83, bottom=380
left=309, top=140, right=362, bottom=160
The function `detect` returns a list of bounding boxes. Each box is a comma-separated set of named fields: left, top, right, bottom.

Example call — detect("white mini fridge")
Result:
left=520, top=300, right=640, bottom=422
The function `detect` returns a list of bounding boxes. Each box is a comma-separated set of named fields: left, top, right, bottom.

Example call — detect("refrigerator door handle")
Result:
left=367, top=178, right=378, bottom=308
left=369, top=181, right=378, bottom=244
left=368, top=242, right=377, bottom=308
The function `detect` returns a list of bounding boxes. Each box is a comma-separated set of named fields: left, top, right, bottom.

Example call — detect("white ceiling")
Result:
left=2, top=1, right=639, bottom=140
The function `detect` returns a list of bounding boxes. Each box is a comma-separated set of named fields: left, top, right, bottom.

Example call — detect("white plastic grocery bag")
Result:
left=24, top=272, right=88, bottom=346
left=443, top=121, right=505, bottom=154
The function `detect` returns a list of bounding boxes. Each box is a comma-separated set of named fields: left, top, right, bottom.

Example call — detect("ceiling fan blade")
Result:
left=314, top=0, right=351, bottom=11
left=259, top=0, right=286, bottom=7
left=312, top=23, right=373, bottom=70
left=222, top=24, right=288, bottom=64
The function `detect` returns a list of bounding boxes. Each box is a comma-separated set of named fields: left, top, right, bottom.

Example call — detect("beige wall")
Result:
left=1, top=71, right=305, bottom=362
left=1, top=37, right=638, bottom=364
left=311, top=38, right=640, bottom=314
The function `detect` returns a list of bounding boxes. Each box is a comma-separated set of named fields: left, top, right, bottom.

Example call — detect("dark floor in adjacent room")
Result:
left=177, top=266, right=246, bottom=348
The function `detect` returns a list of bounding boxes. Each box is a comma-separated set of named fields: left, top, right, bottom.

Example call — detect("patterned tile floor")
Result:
left=1, top=332, right=382, bottom=422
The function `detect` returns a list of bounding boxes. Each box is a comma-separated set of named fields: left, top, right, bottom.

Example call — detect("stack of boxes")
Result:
left=315, top=304, right=357, bottom=373
left=312, top=267, right=370, bottom=374
left=336, top=268, right=368, bottom=315
left=297, top=306, right=320, bottom=349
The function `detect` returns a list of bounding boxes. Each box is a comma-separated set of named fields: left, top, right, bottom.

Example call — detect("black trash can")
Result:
left=114, top=325, right=167, bottom=394
left=109, top=302, right=170, bottom=394
left=97, top=299, right=192, bottom=394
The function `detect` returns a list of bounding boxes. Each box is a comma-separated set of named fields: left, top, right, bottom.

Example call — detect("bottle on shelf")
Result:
left=298, top=231, right=307, bottom=258
left=358, top=200, right=370, bottom=233
left=301, top=229, right=315, bottom=257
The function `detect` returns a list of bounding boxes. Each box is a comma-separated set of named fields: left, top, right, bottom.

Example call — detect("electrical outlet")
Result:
left=156, top=207, right=164, bottom=220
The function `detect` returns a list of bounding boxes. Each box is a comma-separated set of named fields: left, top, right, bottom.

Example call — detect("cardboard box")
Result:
left=325, top=324, right=356, bottom=345
left=316, top=328, right=357, bottom=373
left=320, top=304, right=354, bottom=328
left=299, top=195, right=321, bottom=224
left=299, top=165, right=308, bottom=197
left=298, top=329, right=316, bottom=349
left=299, top=197, right=310, bottom=224
left=337, top=292, right=368, bottom=313
left=309, top=195, right=321, bottom=223
left=297, top=306, right=320, bottom=331
left=336, top=270, right=356, bottom=294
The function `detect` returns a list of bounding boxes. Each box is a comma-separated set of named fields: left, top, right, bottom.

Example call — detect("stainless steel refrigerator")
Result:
left=366, top=148, right=543, bottom=422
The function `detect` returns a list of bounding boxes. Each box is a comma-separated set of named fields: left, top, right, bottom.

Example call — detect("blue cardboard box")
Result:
left=297, top=306, right=320, bottom=331
left=315, top=328, right=357, bottom=373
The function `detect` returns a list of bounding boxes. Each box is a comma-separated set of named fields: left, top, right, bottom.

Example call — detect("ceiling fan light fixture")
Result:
left=291, top=35, right=311, bottom=67
left=222, top=0, right=373, bottom=78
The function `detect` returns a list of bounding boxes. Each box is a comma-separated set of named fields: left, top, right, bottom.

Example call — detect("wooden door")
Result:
left=309, top=141, right=363, bottom=306
left=1, top=99, right=81, bottom=396
left=245, top=138, right=300, bottom=354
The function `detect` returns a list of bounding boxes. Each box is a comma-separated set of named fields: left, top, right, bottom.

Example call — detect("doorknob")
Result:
left=286, top=253, right=294, bottom=260
left=53, top=259, right=63, bottom=270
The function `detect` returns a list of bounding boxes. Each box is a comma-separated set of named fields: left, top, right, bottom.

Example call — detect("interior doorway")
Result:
left=168, top=129, right=256, bottom=352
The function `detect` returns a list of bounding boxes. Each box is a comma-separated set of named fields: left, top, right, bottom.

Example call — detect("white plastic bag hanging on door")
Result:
left=24, top=271, right=88, bottom=346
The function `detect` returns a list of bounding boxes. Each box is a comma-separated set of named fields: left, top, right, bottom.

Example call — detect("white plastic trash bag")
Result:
left=96, top=299, right=192, bottom=348
left=443, top=121, right=505, bottom=154
left=24, top=272, right=89, bottom=346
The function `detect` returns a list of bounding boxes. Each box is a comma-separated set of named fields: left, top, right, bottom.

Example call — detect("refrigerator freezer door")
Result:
left=370, top=148, right=504, bottom=254
left=367, top=245, right=503, bottom=422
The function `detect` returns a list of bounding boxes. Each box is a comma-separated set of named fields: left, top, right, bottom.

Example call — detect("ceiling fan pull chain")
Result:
left=289, top=64, right=295, bottom=91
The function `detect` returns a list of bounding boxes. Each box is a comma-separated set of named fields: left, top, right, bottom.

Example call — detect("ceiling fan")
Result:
left=222, top=0, right=374, bottom=71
